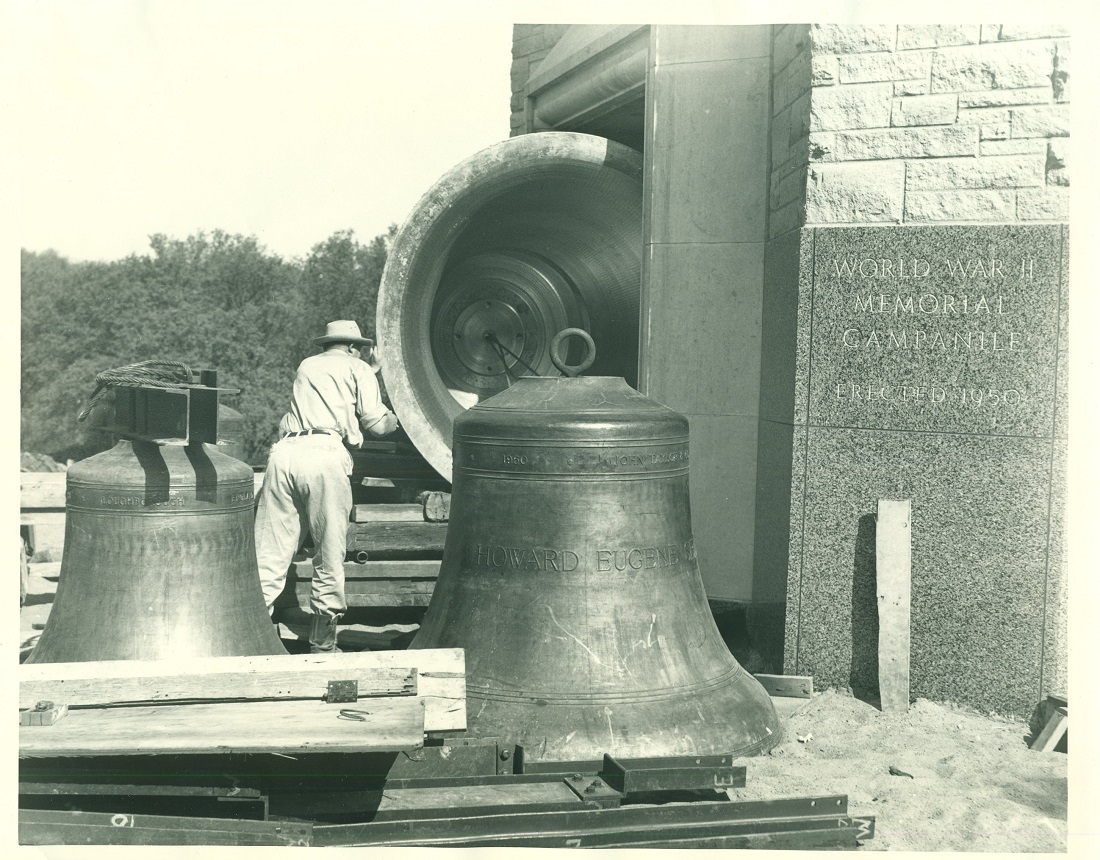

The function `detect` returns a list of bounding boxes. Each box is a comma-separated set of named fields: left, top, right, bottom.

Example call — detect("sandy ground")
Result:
left=739, top=691, right=1068, bottom=852
left=19, top=561, right=1069, bottom=852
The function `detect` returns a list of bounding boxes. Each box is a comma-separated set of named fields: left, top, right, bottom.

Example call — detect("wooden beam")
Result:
left=752, top=674, right=813, bottom=699
left=351, top=504, right=426, bottom=523
left=292, top=559, right=439, bottom=607
left=20, top=666, right=416, bottom=709
left=294, top=559, right=440, bottom=581
left=20, top=512, right=66, bottom=528
left=19, top=649, right=465, bottom=734
left=346, top=521, right=447, bottom=555
left=1030, top=706, right=1068, bottom=752
left=19, top=472, right=66, bottom=509
left=296, top=582, right=435, bottom=608
left=876, top=499, right=912, bottom=714
left=19, top=696, right=425, bottom=757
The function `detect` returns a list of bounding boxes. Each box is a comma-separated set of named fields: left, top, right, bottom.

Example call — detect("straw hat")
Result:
left=315, top=320, right=373, bottom=347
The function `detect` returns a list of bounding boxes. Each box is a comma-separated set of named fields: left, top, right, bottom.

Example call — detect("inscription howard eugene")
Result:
left=829, top=254, right=1036, bottom=408
left=468, top=539, right=697, bottom=573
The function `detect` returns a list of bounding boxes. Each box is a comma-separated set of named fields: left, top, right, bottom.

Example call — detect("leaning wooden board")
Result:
left=19, top=649, right=466, bottom=757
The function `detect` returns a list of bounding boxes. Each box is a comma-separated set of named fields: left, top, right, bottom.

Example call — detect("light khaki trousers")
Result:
left=254, top=434, right=353, bottom=619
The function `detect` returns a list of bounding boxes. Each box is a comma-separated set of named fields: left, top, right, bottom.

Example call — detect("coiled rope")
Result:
left=77, top=359, right=195, bottom=422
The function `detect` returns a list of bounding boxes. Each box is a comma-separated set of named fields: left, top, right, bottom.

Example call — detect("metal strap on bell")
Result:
left=411, top=331, right=781, bottom=763
left=26, top=377, right=285, bottom=663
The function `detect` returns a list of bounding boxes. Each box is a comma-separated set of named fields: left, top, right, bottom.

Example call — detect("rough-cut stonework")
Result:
left=513, top=24, right=1070, bottom=230
left=896, top=25, right=981, bottom=51
left=805, top=162, right=904, bottom=223
left=811, top=24, right=896, bottom=55
left=805, top=24, right=1070, bottom=226
left=509, top=24, right=571, bottom=136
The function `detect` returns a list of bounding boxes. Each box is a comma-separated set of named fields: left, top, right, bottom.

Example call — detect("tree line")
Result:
left=21, top=227, right=395, bottom=466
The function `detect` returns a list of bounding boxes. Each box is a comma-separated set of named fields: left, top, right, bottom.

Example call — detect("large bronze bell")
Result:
left=377, top=131, right=643, bottom=481
left=411, top=333, right=781, bottom=762
left=26, top=439, right=286, bottom=663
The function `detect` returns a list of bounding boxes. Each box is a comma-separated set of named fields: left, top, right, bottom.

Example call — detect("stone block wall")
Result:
left=803, top=24, right=1070, bottom=226
left=510, top=24, right=571, bottom=137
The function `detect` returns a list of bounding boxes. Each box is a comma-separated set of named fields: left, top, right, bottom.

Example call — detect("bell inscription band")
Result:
left=411, top=364, right=782, bottom=763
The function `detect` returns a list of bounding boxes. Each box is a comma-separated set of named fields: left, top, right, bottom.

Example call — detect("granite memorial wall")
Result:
left=759, top=224, right=1068, bottom=715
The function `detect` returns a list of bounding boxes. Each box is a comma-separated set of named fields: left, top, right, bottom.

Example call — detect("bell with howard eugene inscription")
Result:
left=410, top=329, right=781, bottom=763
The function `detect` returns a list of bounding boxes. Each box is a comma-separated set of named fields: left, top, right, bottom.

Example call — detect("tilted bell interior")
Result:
left=377, top=131, right=644, bottom=482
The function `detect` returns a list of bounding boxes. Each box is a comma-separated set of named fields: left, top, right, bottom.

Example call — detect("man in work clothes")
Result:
left=254, top=319, right=399, bottom=652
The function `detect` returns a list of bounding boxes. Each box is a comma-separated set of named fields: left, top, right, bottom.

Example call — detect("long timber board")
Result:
left=19, top=649, right=465, bottom=757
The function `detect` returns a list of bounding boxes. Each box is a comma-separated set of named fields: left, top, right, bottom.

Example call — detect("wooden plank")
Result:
left=364, top=651, right=465, bottom=733
left=346, top=520, right=448, bottom=554
left=21, top=511, right=66, bottom=528
left=295, top=558, right=440, bottom=581
left=19, top=649, right=465, bottom=734
left=292, top=558, right=439, bottom=607
left=1030, top=706, right=1068, bottom=752
left=20, top=666, right=416, bottom=709
left=351, top=504, right=425, bottom=523
left=374, top=782, right=582, bottom=816
left=350, top=448, right=447, bottom=484
left=20, top=472, right=67, bottom=509
left=752, top=674, right=813, bottom=699
left=20, top=809, right=313, bottom=846
left=359, top=440, right=402, bottom=454
left=876, top=499, right=912, bottom=714
left=19, top=696, right=425, bottom=757
left=295, top=581, right=436, bottom=608
left=278, top=621, right=416, bottom=651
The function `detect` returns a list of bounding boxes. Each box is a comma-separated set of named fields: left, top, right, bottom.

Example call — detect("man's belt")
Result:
left=283, top=429, right=339, bottom=439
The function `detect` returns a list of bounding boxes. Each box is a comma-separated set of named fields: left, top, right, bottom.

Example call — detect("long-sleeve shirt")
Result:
left=278, top=349, right=390, bottom=448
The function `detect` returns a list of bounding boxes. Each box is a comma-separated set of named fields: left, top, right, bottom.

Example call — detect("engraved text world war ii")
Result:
left=784, top=224, right=1067, bottom=716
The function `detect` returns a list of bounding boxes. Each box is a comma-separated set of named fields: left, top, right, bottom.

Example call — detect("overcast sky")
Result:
left=15, top=1, right=515, bottom=262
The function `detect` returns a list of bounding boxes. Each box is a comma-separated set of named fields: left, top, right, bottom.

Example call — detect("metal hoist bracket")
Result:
left=325, top=680, right=359, bottom=704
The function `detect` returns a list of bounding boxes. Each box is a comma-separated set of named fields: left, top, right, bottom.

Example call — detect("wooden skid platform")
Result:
left=19, top=650, right=465, bottom=757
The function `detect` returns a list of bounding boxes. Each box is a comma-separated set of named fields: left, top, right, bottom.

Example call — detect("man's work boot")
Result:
left=309, top=613, right=342, bottom=653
